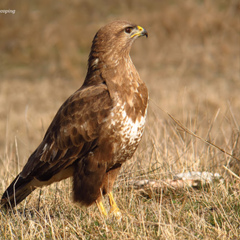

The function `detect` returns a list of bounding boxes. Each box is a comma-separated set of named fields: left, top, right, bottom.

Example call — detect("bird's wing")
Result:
left=20, top=83, right=112, bottom=182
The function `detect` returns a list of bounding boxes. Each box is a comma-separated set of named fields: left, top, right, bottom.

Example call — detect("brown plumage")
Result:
left=1, top=20, right=148, bottom=217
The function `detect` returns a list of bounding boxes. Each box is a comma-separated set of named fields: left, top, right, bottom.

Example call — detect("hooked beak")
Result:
left=131, top=25, right=148, bottom=38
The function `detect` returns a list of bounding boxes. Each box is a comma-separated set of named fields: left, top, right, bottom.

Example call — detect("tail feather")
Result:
left=1, top=174, right=36, bottom=209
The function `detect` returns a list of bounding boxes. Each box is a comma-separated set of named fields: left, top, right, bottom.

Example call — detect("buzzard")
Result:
left=1, top=20, right=148, bottom=218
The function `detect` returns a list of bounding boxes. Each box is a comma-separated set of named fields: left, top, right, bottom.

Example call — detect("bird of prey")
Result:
left=1, top=20, right=148, bottom=218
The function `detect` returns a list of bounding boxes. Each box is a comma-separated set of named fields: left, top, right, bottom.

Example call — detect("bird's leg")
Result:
left=96, top=200, right=108, bottom=217
left=108, top=191, right=122, bottom=219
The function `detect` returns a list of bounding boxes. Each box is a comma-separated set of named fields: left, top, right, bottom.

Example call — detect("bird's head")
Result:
left=97, top=20, right=148, bottom=41
left=89, top=20, right=148, bottom=66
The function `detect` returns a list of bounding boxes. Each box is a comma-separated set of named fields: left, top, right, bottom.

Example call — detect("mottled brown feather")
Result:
left=1, top=20, right=148, bottom=209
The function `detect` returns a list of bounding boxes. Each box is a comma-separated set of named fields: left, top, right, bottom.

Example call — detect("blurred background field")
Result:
left=0, top=0, right=239, bottom=239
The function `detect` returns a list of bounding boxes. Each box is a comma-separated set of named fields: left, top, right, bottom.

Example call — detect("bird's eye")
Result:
left=124, top=27, right=133, bottom=34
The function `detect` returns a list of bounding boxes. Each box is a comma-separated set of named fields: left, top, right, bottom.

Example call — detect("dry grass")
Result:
left=0, top=0, right=240, bottom=239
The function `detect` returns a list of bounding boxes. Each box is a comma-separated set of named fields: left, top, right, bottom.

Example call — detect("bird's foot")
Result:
left=109, top=204, right=122, bottom=220
left=108, top=192, right=122, bottom=221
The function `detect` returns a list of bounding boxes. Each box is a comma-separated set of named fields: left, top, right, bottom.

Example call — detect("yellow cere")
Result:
left=130, top=25, right=144, bottom=38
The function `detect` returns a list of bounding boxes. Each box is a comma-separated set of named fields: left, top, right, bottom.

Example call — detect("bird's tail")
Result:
left=1, top=174, right=36, bottom=209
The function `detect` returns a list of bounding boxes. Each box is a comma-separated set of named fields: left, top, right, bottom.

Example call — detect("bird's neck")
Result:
left=84, top=51, right=148, bottom=122
left=85, top=51, right=134, bottom=85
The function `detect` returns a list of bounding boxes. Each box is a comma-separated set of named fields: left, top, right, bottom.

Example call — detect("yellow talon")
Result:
left=96, top=192, right=122, bottom=220
left=108, top=192, right=122, bottom=220
left=96, top=200, right=107, bottom=217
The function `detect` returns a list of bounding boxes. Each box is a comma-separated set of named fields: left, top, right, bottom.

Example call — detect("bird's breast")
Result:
left=105, top=97, right=148, bottom=164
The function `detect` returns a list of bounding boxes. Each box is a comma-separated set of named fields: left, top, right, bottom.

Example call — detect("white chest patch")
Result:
left=118, top=107, right=145, bottom=144
left=108, top=103, right=147, bottom=163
